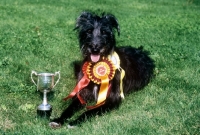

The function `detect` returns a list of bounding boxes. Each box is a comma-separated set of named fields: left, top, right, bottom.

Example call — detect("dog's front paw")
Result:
left=49, top=122, right=61, bottom=129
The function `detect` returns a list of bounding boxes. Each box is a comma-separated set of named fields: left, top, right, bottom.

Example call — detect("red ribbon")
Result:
left=63, top=74, right=90, bottom=103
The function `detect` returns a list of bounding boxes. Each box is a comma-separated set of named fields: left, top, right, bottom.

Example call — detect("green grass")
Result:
left=0, top=0, right=200, bottom=134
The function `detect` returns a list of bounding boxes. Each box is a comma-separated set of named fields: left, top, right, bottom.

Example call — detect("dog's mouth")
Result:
left=88, top=47, right=105, bottom=63
left=90, top=54, right=100, bottom=63
left=82, top=44, right=109, bottom=63
left=88, top=47, right=112, bottom=63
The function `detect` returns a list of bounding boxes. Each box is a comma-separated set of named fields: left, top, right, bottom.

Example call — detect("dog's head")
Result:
left=74, top=12, right=120, bottom=63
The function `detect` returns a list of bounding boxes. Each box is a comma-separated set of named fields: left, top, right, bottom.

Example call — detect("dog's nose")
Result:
left=91, top=47, right=100, bottom=54
left=89, top=44, right=100, bottom=54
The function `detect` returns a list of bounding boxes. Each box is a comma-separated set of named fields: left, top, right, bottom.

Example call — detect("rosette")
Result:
left=63, top=52, right=125, bottom=110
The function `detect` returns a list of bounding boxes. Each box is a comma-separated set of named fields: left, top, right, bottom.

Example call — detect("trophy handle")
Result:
left=31, top=70, right=38, bottom=86
left=53, top=71, right=60, bottom=88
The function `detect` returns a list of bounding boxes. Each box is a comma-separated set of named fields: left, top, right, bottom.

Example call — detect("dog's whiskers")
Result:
left=80, top=45, right=84, bottom=52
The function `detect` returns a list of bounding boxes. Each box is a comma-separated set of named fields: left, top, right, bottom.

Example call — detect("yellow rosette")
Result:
left=108, top=52, right=125, bottom=99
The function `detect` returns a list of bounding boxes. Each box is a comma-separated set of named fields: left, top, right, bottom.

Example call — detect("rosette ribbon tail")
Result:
left=63, top=74, right=90, bottom=104
left=87, top=75, right=109, bottom=110
left=120, top=68, right=125, bottom=99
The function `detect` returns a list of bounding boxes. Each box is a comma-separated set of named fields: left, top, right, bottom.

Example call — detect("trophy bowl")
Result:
left=31, top=71, right=60, bottom=111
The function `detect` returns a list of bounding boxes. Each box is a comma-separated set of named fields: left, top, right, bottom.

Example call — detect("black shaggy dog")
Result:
left=49, top=12, right=155, bottom=128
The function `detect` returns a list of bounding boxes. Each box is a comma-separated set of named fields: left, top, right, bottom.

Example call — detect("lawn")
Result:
left=0, top=0, right=199, bottom=134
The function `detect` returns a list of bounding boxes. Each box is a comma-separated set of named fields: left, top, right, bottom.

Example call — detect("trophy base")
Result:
left=37, top=104, right=52, bottom=111
left=37, top=104, right=52, bottom=118
left=37, top=108, right=52, bottom=118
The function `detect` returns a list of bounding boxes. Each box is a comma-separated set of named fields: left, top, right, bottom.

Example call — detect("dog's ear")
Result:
left=74, top=12, right=93, bottom=31
left=104, top=14, right=120, bottom=36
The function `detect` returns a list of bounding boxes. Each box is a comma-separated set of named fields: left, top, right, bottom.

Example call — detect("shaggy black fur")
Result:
left=49, top=12, right=155, bottom=128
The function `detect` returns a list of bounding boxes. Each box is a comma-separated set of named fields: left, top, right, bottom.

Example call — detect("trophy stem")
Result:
left=37, top=90, right=52, bottom=111
left=42, top=90, right=48, bottom=106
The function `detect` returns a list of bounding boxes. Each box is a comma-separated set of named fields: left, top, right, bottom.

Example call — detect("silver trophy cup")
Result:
left=31, top=71, right=60, bottom=111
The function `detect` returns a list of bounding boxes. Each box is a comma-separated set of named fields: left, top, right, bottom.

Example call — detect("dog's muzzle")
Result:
left=88, top=45, right=102, bottom=62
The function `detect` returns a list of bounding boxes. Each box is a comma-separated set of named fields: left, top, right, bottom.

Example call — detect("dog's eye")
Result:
left=87, top=29, right=92, bottom=34
left=102, top=30, right=106, bottom=34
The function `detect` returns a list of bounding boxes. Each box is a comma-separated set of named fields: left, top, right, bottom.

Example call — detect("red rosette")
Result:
left=82, top=58, right=115, bottom=84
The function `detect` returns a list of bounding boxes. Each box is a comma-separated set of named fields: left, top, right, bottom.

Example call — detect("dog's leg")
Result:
left=68, top=71, right=122, bottom=127
left=49, top=97, right=84, bottom=128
